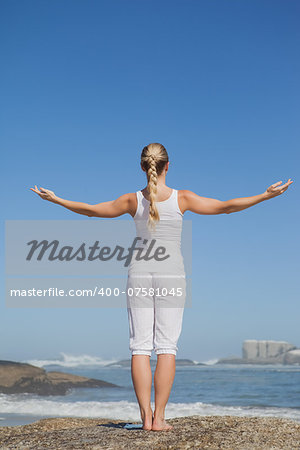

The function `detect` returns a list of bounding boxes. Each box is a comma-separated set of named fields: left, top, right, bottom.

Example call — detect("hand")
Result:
left=264, top=179, right=293, bottom=199
left=30, top=185, right=58, bottom=203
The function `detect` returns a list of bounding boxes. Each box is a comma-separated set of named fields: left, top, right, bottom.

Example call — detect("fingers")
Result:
left=30, top=185, right=47, bottom=196
left=281, top=180, right=293, bottom=189
left=30, top=186, right=47, bottom=192
left=271, top=179, right=293, bottom=191
left=275, top=179, right=293, bottom=190
left=272, top=181, right=282, bottom=187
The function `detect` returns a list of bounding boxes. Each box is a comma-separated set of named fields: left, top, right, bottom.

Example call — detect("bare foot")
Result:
left=141, top=407, right=153, bottom=431
left=152, top=417, right=173, bottom=431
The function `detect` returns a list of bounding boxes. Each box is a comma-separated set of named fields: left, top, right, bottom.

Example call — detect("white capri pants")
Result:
left=126, top=272, right=186, bottom=356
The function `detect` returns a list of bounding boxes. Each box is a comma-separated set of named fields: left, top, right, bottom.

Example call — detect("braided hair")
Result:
left=140, top=143, right=169, bottom=231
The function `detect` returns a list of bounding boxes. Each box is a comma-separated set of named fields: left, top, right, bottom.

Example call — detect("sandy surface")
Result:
left=0, top=415, right=299, bottom=449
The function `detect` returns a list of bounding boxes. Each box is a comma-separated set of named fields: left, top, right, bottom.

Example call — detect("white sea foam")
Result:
left=23, top=353, right=118, bottom=368
left=200, top=358, right=219, bottom=365
left=0, top=395, right=299, bottom=422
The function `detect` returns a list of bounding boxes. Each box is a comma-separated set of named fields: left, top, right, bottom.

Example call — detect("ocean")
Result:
left=0, top=354, right=299, bottom=427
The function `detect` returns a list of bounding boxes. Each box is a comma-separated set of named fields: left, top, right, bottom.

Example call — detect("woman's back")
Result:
left=133, top=188, right=183, bottom=221
left=129, top=187, right=185, bottom=275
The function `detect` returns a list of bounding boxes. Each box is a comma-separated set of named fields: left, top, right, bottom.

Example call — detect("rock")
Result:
left=216, top=356, right=249, bottom=364
left=0, top=415, right=299, bottom=449
left=175, top=359, right=206, bottom=366
left=0, top=360, right=44, bottom=386
left=106, top=359, right=131, bottom=367
left=0, top=360, right=119, bottom=396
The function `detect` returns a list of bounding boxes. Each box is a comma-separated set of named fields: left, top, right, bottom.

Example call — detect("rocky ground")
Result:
left=0, top=415, right=299, bottom=449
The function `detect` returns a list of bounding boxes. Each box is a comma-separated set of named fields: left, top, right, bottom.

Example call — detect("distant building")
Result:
left=217, top=339, right=300, bottom=365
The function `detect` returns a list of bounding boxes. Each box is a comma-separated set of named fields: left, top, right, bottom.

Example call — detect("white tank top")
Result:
left=128, top=188, right=185, bottom=275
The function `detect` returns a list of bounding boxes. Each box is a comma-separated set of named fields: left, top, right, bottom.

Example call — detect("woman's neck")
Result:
left=145, top=181, right=171, bottom=195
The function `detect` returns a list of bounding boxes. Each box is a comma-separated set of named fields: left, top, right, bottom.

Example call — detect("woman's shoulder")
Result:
left=177, top=189, right=195, bottom=201
left=124, top=192, right=138, bottom=217
left=177, top=189, right=194, bottom=195
left=177, top=190, right=196, bottom=214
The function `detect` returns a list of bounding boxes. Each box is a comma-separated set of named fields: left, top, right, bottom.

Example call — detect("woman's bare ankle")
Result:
left=153, top=411, right=165, bottom=421
left=152, top=415, right=173, bottom=431
left=140, top=406, right=153, bottom=430
left=141, top=406, right=153, bottom=418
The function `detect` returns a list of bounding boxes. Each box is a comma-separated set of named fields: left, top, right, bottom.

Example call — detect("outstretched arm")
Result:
left=180, top=179, right=293, bottom=215
left=30, top=186, right=133, bottom=217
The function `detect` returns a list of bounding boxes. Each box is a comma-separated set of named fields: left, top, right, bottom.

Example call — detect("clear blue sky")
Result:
left=1, top=0, right=299, bottom=363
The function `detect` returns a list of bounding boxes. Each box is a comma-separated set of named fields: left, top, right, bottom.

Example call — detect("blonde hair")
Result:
left=140, top=143, right=169, bottom=231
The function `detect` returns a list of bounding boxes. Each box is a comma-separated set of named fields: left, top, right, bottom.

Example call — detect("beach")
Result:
left=0, top=415, right=299, bottom=449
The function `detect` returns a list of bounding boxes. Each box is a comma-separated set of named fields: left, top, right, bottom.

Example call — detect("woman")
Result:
left=30, top=143, right=293, bottom=431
